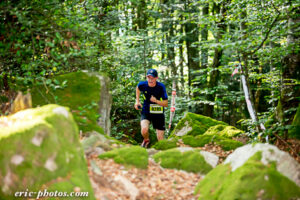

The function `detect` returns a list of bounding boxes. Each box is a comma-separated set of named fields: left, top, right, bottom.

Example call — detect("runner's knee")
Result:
left=156, top=130, right=164, bottom=140
left=141, top=127, right=148, bottom=135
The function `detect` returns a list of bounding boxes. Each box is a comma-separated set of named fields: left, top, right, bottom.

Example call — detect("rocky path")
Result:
left=86, top=143, right=232, bottom=200
left=85, top=137, right=300, bottom=200
left=88, top=156, right=201, bottom=200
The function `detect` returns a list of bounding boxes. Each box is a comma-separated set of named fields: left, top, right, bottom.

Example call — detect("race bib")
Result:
left=150, top=104, right=163, bottom=114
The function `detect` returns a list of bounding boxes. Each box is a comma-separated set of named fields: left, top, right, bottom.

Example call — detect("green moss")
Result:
left=204, top=124, right=244, bottom=138
left=153, top=149, right=212, bottom=174
left=153, top=149, right=182, bottom=169
left=0, top=105, right=95, bottom=199
left=152, top=138, right=178, bottom=150
left=215, top=139, right=243, bottom=151
left=195, top=152, right=300, bottom=200
left=194, top=163, right=232, bottom=199
left=32, top=71, right=104, bottom=134
left=182, top=135, right=243, bottom=150
left=171, top=113, right=227, bottom=137
left=182, top=135, right=214, bottom=147
left=181, top=151, right=213, bottom=173
left=288, top=104, right=300, bottom=139
left=99, top=146, right=148, bottom=169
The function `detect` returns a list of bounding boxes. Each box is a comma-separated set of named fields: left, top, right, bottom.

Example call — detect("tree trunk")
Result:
left=166, top=1, right=177, bottom=89
left=203, top=3, right=226, bottom=117
left=179, top=15, right=185, bottom=94
left=280, top=10, right=300, bottom=129
left=185, top=0, right=200, bottom=108
left=137, top=0, right=147, bottom=30
left=200, top=3, right=209, bottom=69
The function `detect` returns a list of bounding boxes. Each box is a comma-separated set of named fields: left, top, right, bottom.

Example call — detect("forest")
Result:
left=1, top=0, right=299, bottom=142
left=0, top=0, right=300, bottom=199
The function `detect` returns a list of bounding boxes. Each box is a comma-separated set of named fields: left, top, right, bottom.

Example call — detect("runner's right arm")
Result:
left=135, top=87, right=142, bottom=110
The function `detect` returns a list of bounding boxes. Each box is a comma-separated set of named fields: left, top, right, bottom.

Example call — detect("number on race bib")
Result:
left=150, top=104, right=163, bottom=114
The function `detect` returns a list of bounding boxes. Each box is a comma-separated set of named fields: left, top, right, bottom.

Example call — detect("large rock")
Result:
left=195, top=143, right=300, bottom=200
left=182, top=135, right=243, bottom=151
left=170, top=112, right=227, bottom=137
left=203, top=124, right=244, bottom=138
left=81, top=131, right=126, bottom=157
left=99, top=146, right=149, bottom=169
left=152, top=138, right=178, bottom=150
left=170, top=113, right=244, bottom=151
left=0, top=104, right=95, bottom=199
left=32, top=71, right=112, bottom=135
left=224, top=143, right=300, bottom=186
left=153, top=147, right=218, bottom=173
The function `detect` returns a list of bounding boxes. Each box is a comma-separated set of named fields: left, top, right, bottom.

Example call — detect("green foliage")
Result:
left=153, top=149, right=213, bottom=174
left=99, top=146, right=148, bottom=169
left=0, top=0, right=108, bottom=90
left=1, top=0, right=298, bottom=144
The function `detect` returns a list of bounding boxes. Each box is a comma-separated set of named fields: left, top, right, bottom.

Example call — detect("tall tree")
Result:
left=203, top=2, right=227, bottom=117
left=280, top=2, right=300, bottom=130
left=200, top=3, right=209, bottom=69
left=184, top=0, right=199, bottom=98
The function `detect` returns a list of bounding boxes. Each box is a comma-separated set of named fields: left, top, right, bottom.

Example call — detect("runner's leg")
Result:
left=141, top=119, right=150, bottom=140
left=156, top=129, right=164, bottom=141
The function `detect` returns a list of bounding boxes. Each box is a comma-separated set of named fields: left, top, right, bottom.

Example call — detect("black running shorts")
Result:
left=141, top=112, right=165, bottom=131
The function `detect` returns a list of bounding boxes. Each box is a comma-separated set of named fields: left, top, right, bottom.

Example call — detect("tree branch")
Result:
left=249, top=12, right=281, bottom=55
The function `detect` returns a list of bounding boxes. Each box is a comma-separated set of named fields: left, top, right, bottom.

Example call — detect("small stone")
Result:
left=44, top=155, right=57, bottom=172
left=11, top=155, right=24, bottom=165
left=200, top=151, right=219, bottom=168
left=74, top=187, right=81, bottom=193
left=31, top=131, right=46, bottom=146
left=264, top=175, right=269, bottom=181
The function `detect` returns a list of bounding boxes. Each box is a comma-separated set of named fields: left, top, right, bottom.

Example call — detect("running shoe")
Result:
left=141, top=139, right=150, bottom=148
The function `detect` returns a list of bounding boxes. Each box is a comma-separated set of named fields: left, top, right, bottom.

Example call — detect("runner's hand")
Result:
left=135, top=102, right=142, bottom=110
left=150, top=95, right=157, bottom=103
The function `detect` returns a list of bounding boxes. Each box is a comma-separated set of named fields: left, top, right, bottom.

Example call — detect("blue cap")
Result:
left=146, top=69, right=158, bottom=78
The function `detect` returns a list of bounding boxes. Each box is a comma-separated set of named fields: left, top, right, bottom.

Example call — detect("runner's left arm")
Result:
left=150, top=96, right=168, bottom=107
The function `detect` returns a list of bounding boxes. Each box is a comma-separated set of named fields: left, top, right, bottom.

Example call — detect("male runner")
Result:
left=134, top=69, right=168, bottom=148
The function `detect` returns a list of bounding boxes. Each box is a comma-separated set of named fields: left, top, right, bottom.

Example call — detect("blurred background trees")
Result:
left=1, top=0, right=299, bottom=142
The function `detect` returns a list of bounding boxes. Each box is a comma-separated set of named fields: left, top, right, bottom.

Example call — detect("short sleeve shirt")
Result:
left=138, top=81, right=168, bottom=114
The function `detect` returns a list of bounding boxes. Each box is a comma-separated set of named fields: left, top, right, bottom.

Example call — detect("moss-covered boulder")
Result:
left=182, top=135, right=243, bottom=151
left=203, top=124, right=244, bottom=138
left=99, top=146, right=148, bottom=169
left=195, top=143, right=300, bottom=200
left=81, top=131, right=126, bottom=154
left=170, top=113, right=227, bottom=137
left=32, top=71, right=111, bottom=134
left=152, top=138, right=178, bottom=150
left=0, top=104, right=95, bottom=199
left=153, top=148, right=215, bottom=174
left=288, top=104, right=300, bottom=139
left=195, top=153, right=300, bottom=200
